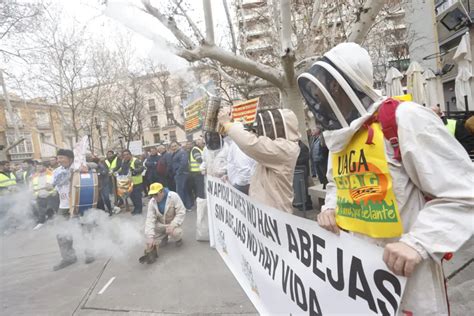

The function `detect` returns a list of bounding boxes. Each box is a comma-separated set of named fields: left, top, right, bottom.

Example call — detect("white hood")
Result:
left=325, top=42, right=382, bottom=102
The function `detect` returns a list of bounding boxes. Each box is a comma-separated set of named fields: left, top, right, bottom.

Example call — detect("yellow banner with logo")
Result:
left=331, top=122, right=403, bottom=238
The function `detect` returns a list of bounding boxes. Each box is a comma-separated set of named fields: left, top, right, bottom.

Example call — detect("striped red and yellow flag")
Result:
left=232, top=98, right=259, bottom=124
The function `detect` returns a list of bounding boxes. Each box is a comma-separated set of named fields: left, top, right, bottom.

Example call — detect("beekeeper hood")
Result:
left=256, top=108, right=300, bottom=141
left=204, top=131, right=224, bottom=150
left=297, top=43, right=381, bottom=130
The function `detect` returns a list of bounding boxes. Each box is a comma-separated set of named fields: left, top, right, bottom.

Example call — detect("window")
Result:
left=148, top=99, right=156, bottom=112
left=6, top=131, right=33, bottom=160
left=153, top=133, right=161, bottom=144
left=40, top=133, right=56, bottom=157
left=164, top=96, right=172, bottom=107
left=5, top=108, right=23, bottom=127
left=151, top=116, right=158, bottom=128
left=36, top=111, right=50, bottom=128
left=170, top=130, right=177, bottom=142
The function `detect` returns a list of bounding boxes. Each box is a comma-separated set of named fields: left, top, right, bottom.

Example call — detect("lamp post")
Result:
left=87, top=134, right=93, bottom=155
left=95, top=117, right=105, bottom=156
left=118, top=136, right=124, bottom=150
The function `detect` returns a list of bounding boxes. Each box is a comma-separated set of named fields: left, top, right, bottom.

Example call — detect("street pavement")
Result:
left=0, top=204, right=472, bottom=315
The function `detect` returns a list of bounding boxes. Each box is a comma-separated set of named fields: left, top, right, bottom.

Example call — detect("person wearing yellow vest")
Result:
left=117, top=149, right=144, bottom=215
left=298, top=43, right=473, bottom=315
left=189, top=138, right=205, bottom=200
left=105, top=150, right=121, bottom=173
left=30, top=161, right=57, bottom=230
left=430, top=106, right=474, bottom=155
left=0, top=160, right=17, bottom=193
left=106, top=150, right=121, bottom=197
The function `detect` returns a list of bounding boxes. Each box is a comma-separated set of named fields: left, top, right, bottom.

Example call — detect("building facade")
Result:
left=0, top=95, right=66, bottom=161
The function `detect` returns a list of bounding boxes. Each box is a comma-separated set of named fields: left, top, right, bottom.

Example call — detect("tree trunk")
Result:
left=279, top=83, right=308, bottom=145
left=347, top=0, right=386, bottom=44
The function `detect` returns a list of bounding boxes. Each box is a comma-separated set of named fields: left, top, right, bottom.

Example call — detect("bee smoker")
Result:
left=203, top=95, right=222, bottom=132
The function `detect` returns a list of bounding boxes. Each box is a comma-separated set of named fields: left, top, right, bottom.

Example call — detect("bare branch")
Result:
left=309, top=0, right=322, bottom=31
left=202, top=0, right=215, bottom=45
left=280, top=0, right=293, bottom=53
left=177, top=45, right=283, bottom=88
left=142, top=0, right=195, bottom=50
left=172, top=0, right=205, bottom=42
left=347, top=0, right=386, bottom=43
left=222, top=0, right=237, bottom=54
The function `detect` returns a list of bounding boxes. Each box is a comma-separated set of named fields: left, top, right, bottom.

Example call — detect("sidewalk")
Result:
left=0, top=211, right=257, bottom=315
left=0, top=207, right=472, bottom=315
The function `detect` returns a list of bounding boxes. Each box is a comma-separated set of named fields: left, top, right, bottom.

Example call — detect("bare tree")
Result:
left=106, top=0, right=385, bottom=139
left=29, top=8, right=95, bottom=143
left=142, top=60, right=186, bottom=130
left=104, top=74, right=146, bottom=147
left=0, top=0, right=44, bottom=61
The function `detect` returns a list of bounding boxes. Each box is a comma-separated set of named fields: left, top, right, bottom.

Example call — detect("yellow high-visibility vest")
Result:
left=189, top=146, right=203, bottom=172
left=105, top=157, right=118, bottom=171
left=130, top=158, right=143, bottom=185
left=31, top=173, right=56, bottom=197
left=0, top=172, right=16, bottom=188
left=446, top=119, right=456, bottom=136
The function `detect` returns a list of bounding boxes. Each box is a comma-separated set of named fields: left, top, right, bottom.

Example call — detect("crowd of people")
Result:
left=0, top=42, right=473, bottom=314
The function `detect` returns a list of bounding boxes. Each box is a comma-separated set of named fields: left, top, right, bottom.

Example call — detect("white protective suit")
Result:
left=317, top=43, right=474, bottom=315
left=226, top=139, right=256, bottom=187
left=226, top=109, right=300, bottom=213
left=200, top=142, right=229, bottom=177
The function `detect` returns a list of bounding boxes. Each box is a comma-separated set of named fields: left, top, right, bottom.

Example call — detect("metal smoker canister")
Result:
left=203, top=96, right=221, bottom=132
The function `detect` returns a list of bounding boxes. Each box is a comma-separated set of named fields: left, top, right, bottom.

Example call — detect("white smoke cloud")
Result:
left=0, top=191, right=36, bottom=235
left=104, top=1, right=188, bottom=71
left=53, top=209, right=144, bottom=260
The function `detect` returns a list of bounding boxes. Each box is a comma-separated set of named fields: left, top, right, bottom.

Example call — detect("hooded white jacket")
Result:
left=227, top=109, right=301, bottom=213
left=322, top=100, right=474, bottom=315
left=200, top=142, right=229, bottom=177
left=226, top=139, right=256, bottom=187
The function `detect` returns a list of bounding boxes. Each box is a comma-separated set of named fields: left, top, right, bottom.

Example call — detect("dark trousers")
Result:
left=167, top=175, right=176, bottom=191
left=175, top=173, right=193, bottom=209
left=314, top=160, right=328, bottom=188
left=142, top=178, right=149, bottom=196
left=190, top=173, right=205, bottom=199
left=34, top=195, right=57, bottom=224
left=130, top=183, right=143, bottom=214
left=98, top=182, right=112, bottom=214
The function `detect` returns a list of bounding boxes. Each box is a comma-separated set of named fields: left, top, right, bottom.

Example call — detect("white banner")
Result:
left=207, top=176, right=407, bottom=316
left=128, top=140, right=143, bottom=156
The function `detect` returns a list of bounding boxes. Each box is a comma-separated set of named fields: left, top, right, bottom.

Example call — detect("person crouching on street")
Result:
left=140, top=182, right=185, bottom=264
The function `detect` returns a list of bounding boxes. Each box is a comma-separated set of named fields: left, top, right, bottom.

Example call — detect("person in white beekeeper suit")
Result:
left=218, top=109, right=300, bottom=213
left=297, top=42, right=474, bottom=315
left=200, top=131, right=228, bottom=178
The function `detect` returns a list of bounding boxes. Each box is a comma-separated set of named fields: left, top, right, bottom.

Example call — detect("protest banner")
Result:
left=128, top=140, right=143, bottom=156
left=232, top=98, right=259, bottom=124
left=182, top=80, right=216, bottom=134
left=206, top=176, right=407, bottom=315
left=184, top=96, right=206, bottom=133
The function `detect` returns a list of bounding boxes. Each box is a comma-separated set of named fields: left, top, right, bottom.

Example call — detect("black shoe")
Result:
left=53, top=257, right=77, bottom=271
left=139, top=254, right=147, bottom=264
left=146, top=251, right=158, bottom=264
left=175, top=239, right=183, bottom=247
